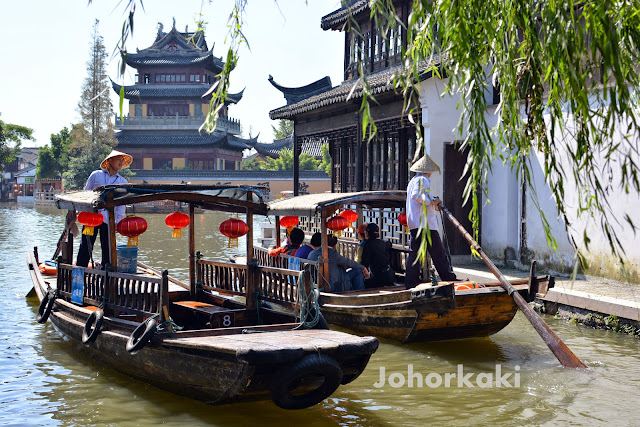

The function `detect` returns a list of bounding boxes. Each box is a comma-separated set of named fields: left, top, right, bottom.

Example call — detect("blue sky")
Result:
left=0, top=0, right=344, bottom=147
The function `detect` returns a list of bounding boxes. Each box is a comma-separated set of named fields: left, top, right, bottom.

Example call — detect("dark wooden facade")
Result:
left=270, top=0, right=421, bottom=194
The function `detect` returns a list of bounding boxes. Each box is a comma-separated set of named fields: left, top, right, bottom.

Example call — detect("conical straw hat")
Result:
left=101, top=150, right=133, bottom=170
left=409, top=154, right=441, bottom=173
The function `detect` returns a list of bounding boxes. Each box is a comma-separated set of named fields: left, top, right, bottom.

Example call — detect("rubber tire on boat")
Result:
left=126, top=319, right=157, bottom=353
left=270, top=353, right=343, bottom=410
left=82, top=310, right=104, bottom=345
left=36, top=291, right=56, bottom=324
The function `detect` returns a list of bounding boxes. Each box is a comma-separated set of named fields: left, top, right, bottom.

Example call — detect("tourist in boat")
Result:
left=295, top=232, right=321, bottom=259
left=308, top=234, right=369, bottom=292
left=361, top=223, right=395, bottom=288
left=76, top=150, right=132, bottom=268
left=355, top=223, right=368, bottom=263
left=405, top=154, right=457, bottom=288
left=268, top=227, right=304, bottom=256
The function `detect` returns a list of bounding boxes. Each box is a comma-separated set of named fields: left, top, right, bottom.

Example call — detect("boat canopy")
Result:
left=267, top=191, right=406, bottom=217
left=55, top=184, right=269, bottom=215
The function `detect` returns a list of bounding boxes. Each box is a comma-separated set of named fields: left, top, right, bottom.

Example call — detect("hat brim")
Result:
left=410, top=155, right=441, bottom=173
left=101, top=150, right=133, bottom=170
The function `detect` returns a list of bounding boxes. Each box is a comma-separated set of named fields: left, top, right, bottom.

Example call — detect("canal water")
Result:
left=2, top=204, right=640, bottom=426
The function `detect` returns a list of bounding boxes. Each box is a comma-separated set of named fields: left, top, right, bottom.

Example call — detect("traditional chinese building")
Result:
left=269, top=1, right=474, bottom=254
left=112, top=21, right=255, bottom=171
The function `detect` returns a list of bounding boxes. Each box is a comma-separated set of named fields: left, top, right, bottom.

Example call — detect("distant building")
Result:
left=111, top=21, right=257, bottom=172
left=1, top=147, right=39, bottom=201
left=249, top=135, right=324, bottom=163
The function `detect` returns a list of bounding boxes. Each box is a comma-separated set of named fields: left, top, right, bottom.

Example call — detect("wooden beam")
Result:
left=107, top=191, right=117, bottom=269
left=245, top=192, right=256, bottom=311
left=189, top=203, right=196, bottom=297
left=320, top=209, right=330, bottom=291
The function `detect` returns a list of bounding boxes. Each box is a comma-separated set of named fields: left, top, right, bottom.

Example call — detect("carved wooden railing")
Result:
left=197, top=260, right=247, bottom=296
left=57, top=263, right=168, bottom=317
left=256, top=266, right=302, bottom=307
left=197, top=256, right=307, bottom=308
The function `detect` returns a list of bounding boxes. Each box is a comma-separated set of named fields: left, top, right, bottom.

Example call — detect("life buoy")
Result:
left=453, top=281, right=484, bottom=291
left=270, top=353, right=343, bottom=410
left=36, top=291, right=56, bottom=323
left=38, top=261, right=57, bottom=275
left=126, top=319, right=157, bottom=353
left=82, top=310, right=104, bottom=344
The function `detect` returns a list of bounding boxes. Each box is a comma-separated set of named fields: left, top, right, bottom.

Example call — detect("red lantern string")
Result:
left=219, top=218, right=249, bottom=248
left=279, top=216, right=299, bottom=233
left=117, top=215, right=148, bottom=247
left=398, top=212, right=408, bottom=232
left=78, top=211, right=104, bottom=236
left=165, top=211, right=190, bottom=238
left=327, top=215, right=349, bottom=237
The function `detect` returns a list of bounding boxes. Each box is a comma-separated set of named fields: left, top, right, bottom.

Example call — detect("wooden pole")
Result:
left=245, top=192, right=257, bottom=311
left=438, top=202, right=587, bottom=369
left=320, top=209, right=330, bottom=291
left=275, top=215, right=281, bottom=248
left=107, top=191, right=117, bottom=269
left=188, top=203, right=196, bottom=298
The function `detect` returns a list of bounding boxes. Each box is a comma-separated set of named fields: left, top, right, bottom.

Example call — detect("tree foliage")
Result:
left=36, top=127, right=70, bottom=179
left=78, top=19, right=116, bottom=148
left=62, top=143, right=112, bottom=190
left=319, top=143, right=331, bottom=175
left=272, top=120, right=294, bottom=140
left=0, top=114, right=33, bottom=171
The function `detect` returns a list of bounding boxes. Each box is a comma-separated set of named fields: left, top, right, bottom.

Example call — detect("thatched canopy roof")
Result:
left=267, top=191, right=406, bottom=217
left=56, top=184, right=268, bottom=215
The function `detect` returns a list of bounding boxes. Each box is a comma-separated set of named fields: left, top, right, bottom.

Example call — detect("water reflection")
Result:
left=2, top=205, right=640, bottom=426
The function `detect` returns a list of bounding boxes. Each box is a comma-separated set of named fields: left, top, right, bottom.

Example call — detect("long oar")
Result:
left=438, top=202, right=586, bottom=369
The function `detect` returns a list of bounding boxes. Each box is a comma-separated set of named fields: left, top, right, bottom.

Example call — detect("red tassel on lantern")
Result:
left=165, top=211, right=189, bottom=238
left=117, top=215, right=148, bottom=247
left=327, top=215, right=349, bottom=237
left=78, top=211, right=104, bottom=236
left=279, top=216, right=299, bottom=233
left=219, top=218, right=249, bottom=248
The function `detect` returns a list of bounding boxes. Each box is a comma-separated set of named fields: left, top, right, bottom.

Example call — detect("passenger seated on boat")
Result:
left=361, top=223, right=395, bottom=289
left=268, top=227, right=304, bottom=257
left=295, top=232, right=321, bottom=259
left=355, top=223, right=368, bottom=263
left=308, top=235, right=369, bottom=292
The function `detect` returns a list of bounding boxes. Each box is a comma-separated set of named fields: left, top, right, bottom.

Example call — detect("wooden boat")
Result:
left=27, top=184, right=378, bottom=409
left=258, top=191, right=554, bottom=343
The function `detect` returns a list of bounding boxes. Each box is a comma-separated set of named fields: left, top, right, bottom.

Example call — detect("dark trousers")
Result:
left=76, top=223, right=110, bottom=268
left=405, top=228, right=457, bottom=288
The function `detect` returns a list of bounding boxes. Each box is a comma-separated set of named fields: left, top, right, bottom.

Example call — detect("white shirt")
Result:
left=84, top=169, right=127, bottom=224
left=406, top=174, right=438, bottom=231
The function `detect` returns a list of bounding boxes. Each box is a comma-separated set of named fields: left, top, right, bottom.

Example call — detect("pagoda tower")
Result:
left=112, top=21, right=255, bottom=172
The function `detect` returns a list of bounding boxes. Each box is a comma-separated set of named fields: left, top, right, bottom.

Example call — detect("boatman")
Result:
left=76, top=150, right=132, bottom=269
left=405, top=154, right=457, bottom=288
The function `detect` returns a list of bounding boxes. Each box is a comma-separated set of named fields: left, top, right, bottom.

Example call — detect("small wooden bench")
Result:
left=172, top=301, right=247, bottom=328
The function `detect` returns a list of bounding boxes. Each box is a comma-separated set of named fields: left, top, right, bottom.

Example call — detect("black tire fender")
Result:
left=82, top=310, right=104, bottom=345
left=126, top=319, right=157, bottom=353
left=36, top=291, right=56, bottom=324
left=270, top=353, right=343, bottom=410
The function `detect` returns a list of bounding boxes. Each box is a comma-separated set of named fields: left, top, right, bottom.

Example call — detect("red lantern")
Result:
left=398, top=212, right=408, bottom=231
left=117, top=215, right=148, bottom=247
left=78, top=211, right=104, bottom=236
left=339, top=209, right=358, bottom=230
left=327, top=215, right=349, bottom=237
left=219, top=218, right=249, bottom=248
left=279, top=216, right=299, bottom=233
left=165, top=211, right=189, bottom=238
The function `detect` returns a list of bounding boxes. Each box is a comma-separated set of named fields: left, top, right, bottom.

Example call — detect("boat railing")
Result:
left=197, top=256, right=309, bottom=308
left=56, top=263, right=168, bottom=318
left=197, top=260, right=247, bottom=297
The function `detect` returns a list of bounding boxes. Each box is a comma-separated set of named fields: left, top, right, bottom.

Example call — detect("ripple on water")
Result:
left=2, top=206, right=640, bottom=426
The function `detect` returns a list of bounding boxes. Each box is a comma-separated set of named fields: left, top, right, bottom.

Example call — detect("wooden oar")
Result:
left=437, top=201, right=586, bottom=369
